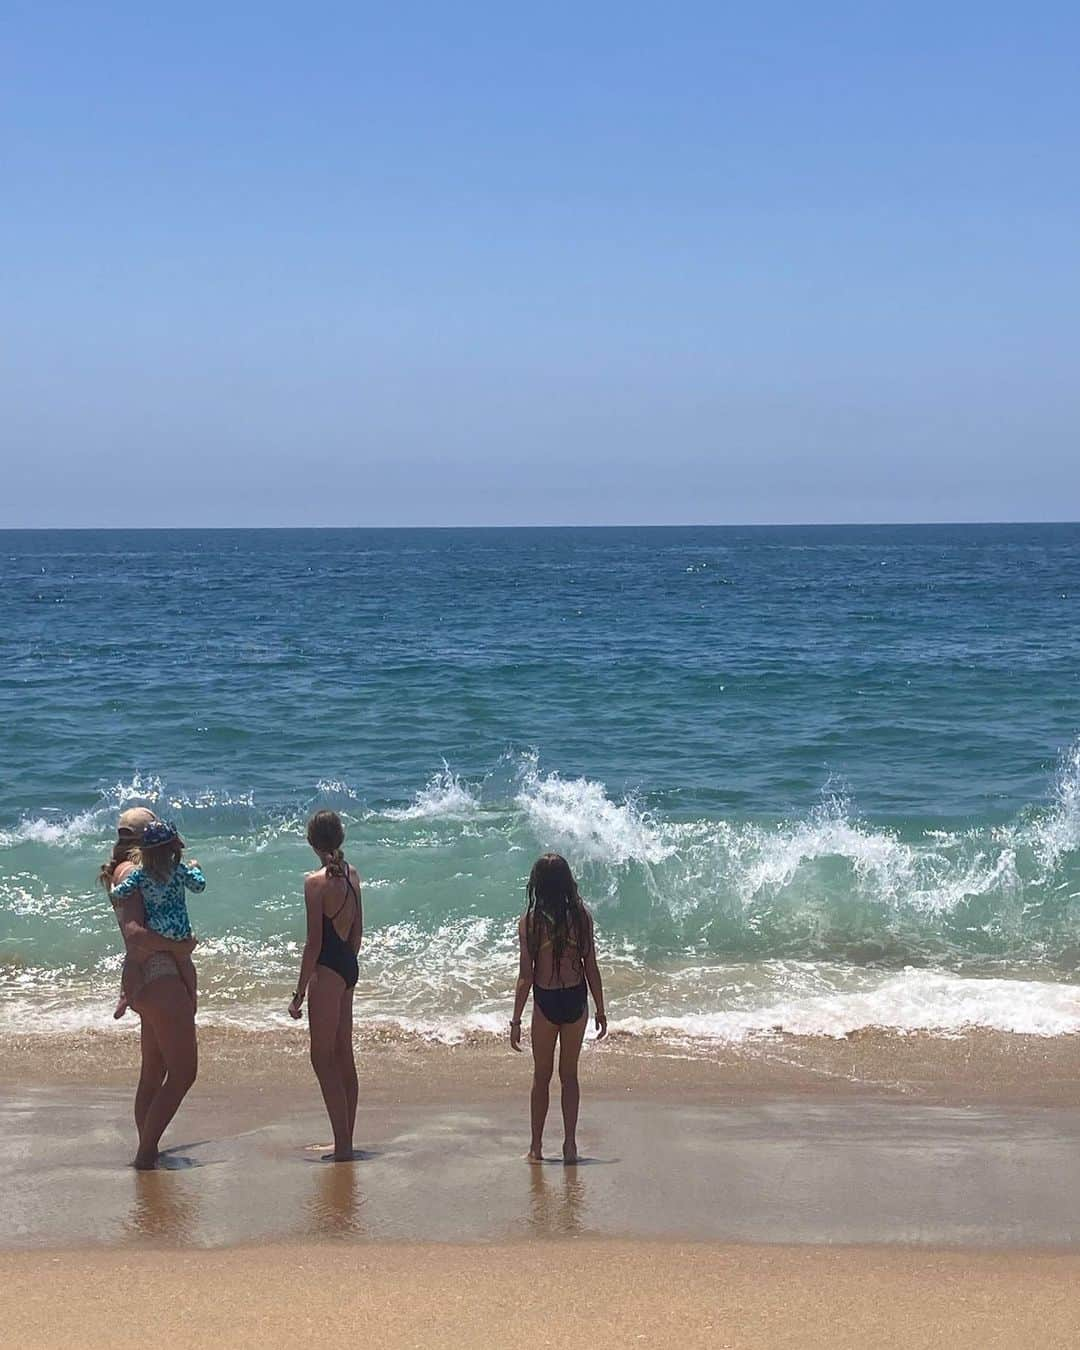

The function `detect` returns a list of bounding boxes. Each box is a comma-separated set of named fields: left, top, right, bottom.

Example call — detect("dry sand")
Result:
left=4, top=1240, right=1080, bottom=1349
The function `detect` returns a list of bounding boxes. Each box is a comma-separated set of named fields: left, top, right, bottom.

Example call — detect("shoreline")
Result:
left=4, top=1022, right=1080, bottom=1106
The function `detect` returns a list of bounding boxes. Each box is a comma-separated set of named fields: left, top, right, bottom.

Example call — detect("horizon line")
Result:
left=1, top=519, right=1079, bottom=533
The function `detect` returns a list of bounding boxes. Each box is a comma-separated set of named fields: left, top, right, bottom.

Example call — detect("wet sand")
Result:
left=5, top=1020, right=1080, bottom=1104
left=6, top=1084, right=1080, bottom=1248
left=4, top=1030, right=1080, bottom=1249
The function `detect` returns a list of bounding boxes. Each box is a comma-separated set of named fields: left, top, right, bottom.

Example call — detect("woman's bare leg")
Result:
left=133, top=978, right=198, bottom=1169
left=529, top=1007, right=559, bottom=1161
left=335, top=992, right=358, bottom=1146
left=307, top=971, right=351, bottom=1160
left=556, top=1013, right=588, bottom=1163
left=135, top=1016, right=166, bottom=1136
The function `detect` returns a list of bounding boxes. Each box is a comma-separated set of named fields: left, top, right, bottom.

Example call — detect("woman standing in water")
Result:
left=288, top=811, right=363, bottom=1162
left=510, top=853, right=607, bottom=1164
left=101, top=809, right=200, bottom=1169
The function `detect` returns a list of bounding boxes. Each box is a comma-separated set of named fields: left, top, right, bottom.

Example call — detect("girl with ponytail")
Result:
left=510, top=853, right=607, bottom=1163
left=289, top=810, right=363, bottom=1161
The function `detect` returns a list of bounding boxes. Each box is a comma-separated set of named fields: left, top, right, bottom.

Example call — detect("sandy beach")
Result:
left=3, top=1027, right=1080, bottom=1345
left=5, top=1240, right=1080, bottom=1350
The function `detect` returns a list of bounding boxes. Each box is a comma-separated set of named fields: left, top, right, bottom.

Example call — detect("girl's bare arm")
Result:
left=349, top=868, right=363, bottom=954
left=583, top=911, right=607, bottom=1038
left=510, top=914, right=533, bottom=1051
left=289, top=877, right=323, bottom=1016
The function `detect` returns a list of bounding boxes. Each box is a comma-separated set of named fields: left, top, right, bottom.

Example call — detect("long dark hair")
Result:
left=307, top=810, right=347, bottom=877
left=525, top=853, right=590, bottom=983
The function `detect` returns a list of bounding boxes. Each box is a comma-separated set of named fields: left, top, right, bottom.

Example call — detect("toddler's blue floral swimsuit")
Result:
left=110, top=862, right=205, bottom=940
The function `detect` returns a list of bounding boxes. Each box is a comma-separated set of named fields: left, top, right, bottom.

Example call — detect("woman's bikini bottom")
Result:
left=124, top=952, right=180, bottom=1002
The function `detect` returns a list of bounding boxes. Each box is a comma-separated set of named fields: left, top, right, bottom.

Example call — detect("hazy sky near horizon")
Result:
left=4, top=3, right=1079, bottom=527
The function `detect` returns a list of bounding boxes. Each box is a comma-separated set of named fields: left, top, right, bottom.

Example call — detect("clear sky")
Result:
left=4, top=2, right=1078, bottom=527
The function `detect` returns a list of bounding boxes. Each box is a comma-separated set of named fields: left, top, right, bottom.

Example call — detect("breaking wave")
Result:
left=3, top=742, right=1080, bottom=1041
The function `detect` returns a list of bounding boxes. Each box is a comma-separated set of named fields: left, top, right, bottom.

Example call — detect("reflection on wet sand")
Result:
left=125, top=1171, right=200, bottom=1244
left=10, top=1087, right=1080, bottom=1250
left=306, top=1162, right=365, bottom=1239
left=528, top=1163, right=587, bottom=1237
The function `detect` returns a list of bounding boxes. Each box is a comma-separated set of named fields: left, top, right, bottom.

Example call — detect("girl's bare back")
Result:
left=306, top=865, right=361, bottom=946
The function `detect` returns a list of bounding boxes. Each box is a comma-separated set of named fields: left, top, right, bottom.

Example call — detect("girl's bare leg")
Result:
left=335, top=992, right=358, bottom=1146
left=556, top=1013, right=588, bottom=1163
left=307, top=971, right=352, bottom=1160
left=529, top=1007, right=559, bottom=1161
left=135, top=1016, right=166, bottom=1136
left=133, top=978, right=198, bottom=1169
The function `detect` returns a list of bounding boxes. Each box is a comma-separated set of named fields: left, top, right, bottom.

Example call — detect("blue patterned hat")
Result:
left=141, top=819, right=180, bottom=848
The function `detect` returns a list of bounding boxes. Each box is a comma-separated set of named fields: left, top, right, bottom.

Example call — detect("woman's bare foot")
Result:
left=113, top=995, right=128, bottom=1020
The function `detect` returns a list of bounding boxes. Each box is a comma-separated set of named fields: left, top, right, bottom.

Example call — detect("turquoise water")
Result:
left=2, top=525, right=1080, bottom=1039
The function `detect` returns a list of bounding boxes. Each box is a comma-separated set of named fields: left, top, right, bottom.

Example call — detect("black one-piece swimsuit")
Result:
left=316, top=873, right=359, bottom=990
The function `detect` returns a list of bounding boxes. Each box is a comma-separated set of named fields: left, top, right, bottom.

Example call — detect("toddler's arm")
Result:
left=179, top=860, right=206, bottom=893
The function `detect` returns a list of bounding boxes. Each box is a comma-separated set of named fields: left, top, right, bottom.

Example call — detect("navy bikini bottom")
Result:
left=534, top=981, right=588, bottom=1025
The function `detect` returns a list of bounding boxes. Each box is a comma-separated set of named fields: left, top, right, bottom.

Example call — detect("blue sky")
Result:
left=4, top=2, right=1078, bottom=526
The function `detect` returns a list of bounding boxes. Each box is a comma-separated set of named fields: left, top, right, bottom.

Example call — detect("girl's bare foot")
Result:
left=113, top=995, right=128, bottom=1020
left=527, top=1148, right=543, bottom=1163
left=132, top=1149, right=159, bottom=1170
left=563, top=1145, right=579, bottom=1165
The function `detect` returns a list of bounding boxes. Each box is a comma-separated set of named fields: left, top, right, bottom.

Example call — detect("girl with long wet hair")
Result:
left=510, top=853, right=607, bottom=1163
left=288, top=810, right=363, bottom=1161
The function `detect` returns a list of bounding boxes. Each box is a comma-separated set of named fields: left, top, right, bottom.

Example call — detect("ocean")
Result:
left=2, top=524, right=1079, bottom=1043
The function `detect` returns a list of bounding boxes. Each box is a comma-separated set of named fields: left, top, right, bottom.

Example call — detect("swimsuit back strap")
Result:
left=327, top=866, right=357, bottom=923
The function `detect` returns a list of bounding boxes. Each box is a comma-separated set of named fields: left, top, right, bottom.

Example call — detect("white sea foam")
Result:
left=100, top=772, right=165, bottom=810
left=1026, top=739, right=1080, bottom=872
left=683, top=794, right=1023, bottom=919
left=0, top=808, right=102, bottom=849
left=383, top=765, right=481, bottom=821
left=0, top=770, right=250, bottom=850
left=167, top=787, right=256, bottom=811
left=315, top=779, right=359, bottom=800
left=515, top=756, right=673, bottom=866
left=5, top=966, right=1080, bottom=1043
left=614, top=968, right=1080, bottom=1042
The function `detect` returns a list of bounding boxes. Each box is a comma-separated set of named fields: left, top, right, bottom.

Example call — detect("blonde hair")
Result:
left=140, top=839, right=183, bottom=882
left=99, top=839, right=141, bottom=890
